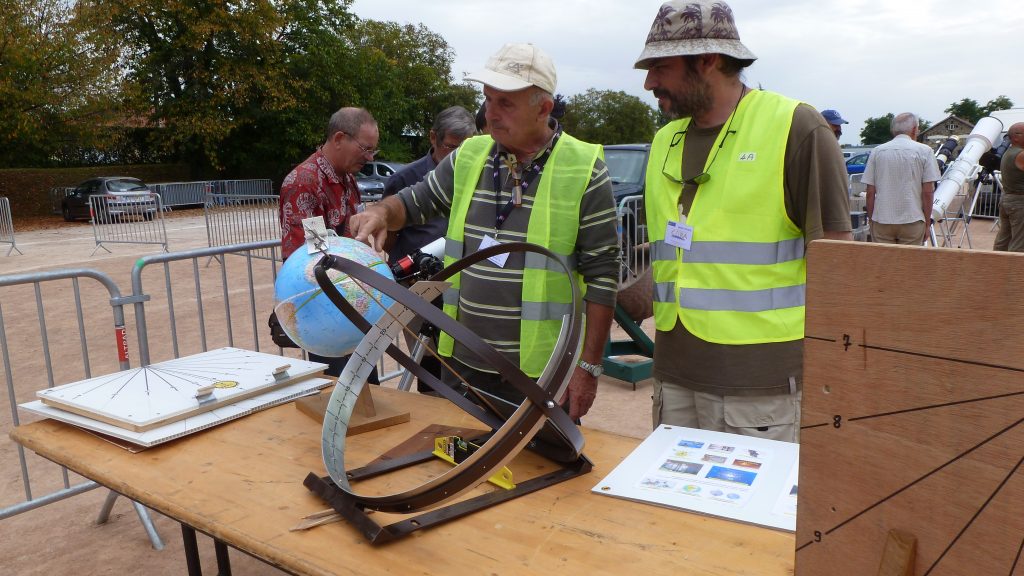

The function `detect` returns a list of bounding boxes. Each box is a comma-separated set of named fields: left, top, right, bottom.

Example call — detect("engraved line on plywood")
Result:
left=922, top=453, right=1023, bottom=575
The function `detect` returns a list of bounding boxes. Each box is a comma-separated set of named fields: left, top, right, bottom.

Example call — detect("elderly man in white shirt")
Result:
left=863, top=112, right=942, bottom=244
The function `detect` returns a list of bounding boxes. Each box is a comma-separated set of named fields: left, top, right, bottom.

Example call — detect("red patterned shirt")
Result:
left=279, top=148, right=361, bottom=259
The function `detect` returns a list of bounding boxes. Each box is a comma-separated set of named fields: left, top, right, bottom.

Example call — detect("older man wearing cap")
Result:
left=821, top=109, right=849, bottom=139
left=349, top=43, right=619, bottom=421
left=636, top=0, right=851, bottom=442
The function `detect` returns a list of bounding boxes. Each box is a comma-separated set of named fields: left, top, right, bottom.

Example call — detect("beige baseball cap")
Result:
left=465, top=43, right=557, bottom=94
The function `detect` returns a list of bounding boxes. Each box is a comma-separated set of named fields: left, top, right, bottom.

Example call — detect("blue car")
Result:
left=846, top=152, right=870, bottom=175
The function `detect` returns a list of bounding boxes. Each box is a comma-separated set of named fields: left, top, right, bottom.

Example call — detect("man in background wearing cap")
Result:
left=350, top=43, right=619, bottom=421
left=636, top=0, right=851, bottom=442
left=821, top=109, right=849, bottom=140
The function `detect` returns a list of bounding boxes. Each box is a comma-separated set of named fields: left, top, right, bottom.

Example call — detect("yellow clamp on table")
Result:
left=432, top=436, right=516, bottom=490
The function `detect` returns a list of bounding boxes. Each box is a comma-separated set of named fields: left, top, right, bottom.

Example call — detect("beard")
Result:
left=654, top=67, right=713, bottom=120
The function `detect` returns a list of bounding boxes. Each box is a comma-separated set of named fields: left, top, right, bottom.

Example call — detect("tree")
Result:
left=561, top=89, right=659, bottom=145
left=944, top=98, right=984, bottom=124
left=87, top=0, right=305, bottom=175
left=860, top=114, right=894, bottom=145
left=982, top=95, right=1014, bottom=118
left=858, top=113, right=930, bottom=145
left=341, top=19, right=478, bottom=162
left=0, top=0, right=122, bottom=167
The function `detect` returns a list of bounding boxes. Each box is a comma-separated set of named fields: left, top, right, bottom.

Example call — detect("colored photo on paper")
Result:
left=732, top=459, right=762, bottom=470
left=702, top=454, right=727, bottom=463
left=660, top=459, right=703, bottom=475
left=708, top=443, right=735, bottom=453
left=640, top=477, right=676, bottom=490
left=677, top=439, right=705, bottom=448
left=706, top=466, right=757, bottom=486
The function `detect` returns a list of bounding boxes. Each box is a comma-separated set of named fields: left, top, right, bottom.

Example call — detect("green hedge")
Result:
left=0, top=164, right=191, bottom=220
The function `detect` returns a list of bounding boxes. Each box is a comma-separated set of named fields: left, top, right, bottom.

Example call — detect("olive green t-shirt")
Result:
left=1001, top=145, right=1024, bottom=195
left=653, top=102, right=851, bottom=396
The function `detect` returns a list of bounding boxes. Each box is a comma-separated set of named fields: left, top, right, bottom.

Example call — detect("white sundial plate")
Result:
left=36, top=347, right=327, bottom=431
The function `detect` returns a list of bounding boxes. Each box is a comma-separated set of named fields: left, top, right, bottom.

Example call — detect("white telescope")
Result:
left=931, top=116, right=1004, bottom=221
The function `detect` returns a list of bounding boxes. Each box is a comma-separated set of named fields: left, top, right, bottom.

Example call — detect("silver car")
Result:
left=61, top=177, right=158, bottom=222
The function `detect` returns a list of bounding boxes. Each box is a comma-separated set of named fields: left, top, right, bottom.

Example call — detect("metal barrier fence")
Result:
left=204, top=193, right=281, bottom=261
left=617, top=195, right=650, bottom=287
left=972, top=172, right=1001, bottom=218
left=1, top=239, right=297, bottom=550
left=0, top=198, right=22, bottom=256
left=89, top=193, right=169, bottom=255
left=0, top=268, right=162, bottom=547
left=208, top=179, right=273, bottom=196
left=50, top=180, right=275, bottom=214
left=149, top=181, right=207, bottom=208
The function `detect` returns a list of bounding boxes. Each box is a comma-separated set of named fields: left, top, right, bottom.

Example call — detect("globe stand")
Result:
left=303, top=242, right=591, bottom=544
left=303, top=439, right=593, bottom=545
left=294, top=383, right=410, bottom=436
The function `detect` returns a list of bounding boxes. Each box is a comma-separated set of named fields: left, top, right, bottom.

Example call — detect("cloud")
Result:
left=351, top=0, right=1024, bottom=144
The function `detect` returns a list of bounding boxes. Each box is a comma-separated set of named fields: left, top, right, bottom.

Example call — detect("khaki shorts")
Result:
left=652, top=379, right=801, bottom=443
left=870, top=220, right=926, bottom=245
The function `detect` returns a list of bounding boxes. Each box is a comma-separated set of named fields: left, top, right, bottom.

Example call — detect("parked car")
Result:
left=356, top=161, right=405, bottom=202
left=846, top=152, right=870, bottom=175
left=603, top=144, right=650, bottom=204
left=61, top=177, right=158, bottom=222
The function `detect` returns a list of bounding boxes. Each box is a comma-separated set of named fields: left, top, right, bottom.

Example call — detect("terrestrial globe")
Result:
left=274, top=236, right=395, bottom=357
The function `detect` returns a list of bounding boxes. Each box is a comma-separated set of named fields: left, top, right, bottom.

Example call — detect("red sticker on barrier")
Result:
left=115, top=326, right=129, bottom=362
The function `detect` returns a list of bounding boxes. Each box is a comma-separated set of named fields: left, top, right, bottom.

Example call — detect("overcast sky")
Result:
left=349, top=0, right=1023, bottom=146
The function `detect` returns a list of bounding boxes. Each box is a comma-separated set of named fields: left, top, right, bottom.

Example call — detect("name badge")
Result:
left=665, top=220, right=693, bottom=250
left=478, top=235, right=509, bottom=267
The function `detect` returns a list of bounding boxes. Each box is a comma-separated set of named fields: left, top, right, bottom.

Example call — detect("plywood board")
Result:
left=37, top=347, right=327, bottom=431
left=796, top=241, right=1024, bottom=576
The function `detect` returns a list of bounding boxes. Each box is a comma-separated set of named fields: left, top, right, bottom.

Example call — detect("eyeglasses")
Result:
left=662, top=87, right=744, bottom=187
left=661, top=129, right=735, bottom=187
left=438, top=140, right=462, bottom=152
left=343, top=132, right=379, bottom=158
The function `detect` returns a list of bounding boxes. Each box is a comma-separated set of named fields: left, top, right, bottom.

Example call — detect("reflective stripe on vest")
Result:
left=652, top=238, right=805, bottom=266
left=645, top=90, right=805, bottom=344
left=437, top=133, right=601, bottom=376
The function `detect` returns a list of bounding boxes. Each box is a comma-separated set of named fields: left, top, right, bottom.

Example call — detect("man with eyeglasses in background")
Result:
left=277, top=106, right=381, bottom=380
left=381, top=105, right=476, bottom=395
left=636, top=0, right=850, bottom=442
left=382, top=106, right=477, bottom=266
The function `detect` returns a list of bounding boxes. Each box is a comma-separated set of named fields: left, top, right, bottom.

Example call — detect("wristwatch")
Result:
left=578, top=359, right=604, bottom=378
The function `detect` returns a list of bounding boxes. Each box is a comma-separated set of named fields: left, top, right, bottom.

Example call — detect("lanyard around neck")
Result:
left=491, top=130, right=561, bottom=229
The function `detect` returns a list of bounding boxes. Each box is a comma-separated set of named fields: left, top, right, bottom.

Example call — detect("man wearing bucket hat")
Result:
left=350, top=43, right=619, bottom=421
left=637, top=0, right=852, bottom=442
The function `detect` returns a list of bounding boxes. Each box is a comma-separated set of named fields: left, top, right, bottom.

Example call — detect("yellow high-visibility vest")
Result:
left=646, top=90, right=805, bottom=344
left=438, top=133, right=601, bottom=376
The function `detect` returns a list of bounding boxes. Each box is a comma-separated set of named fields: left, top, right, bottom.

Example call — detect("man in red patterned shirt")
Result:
left=280, top=107, right=379, bottom=259
left=278, top=107, right=381, bottom=380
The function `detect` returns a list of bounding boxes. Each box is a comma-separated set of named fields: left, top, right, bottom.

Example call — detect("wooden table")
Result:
left=11, top=387, right=794, bottom=575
